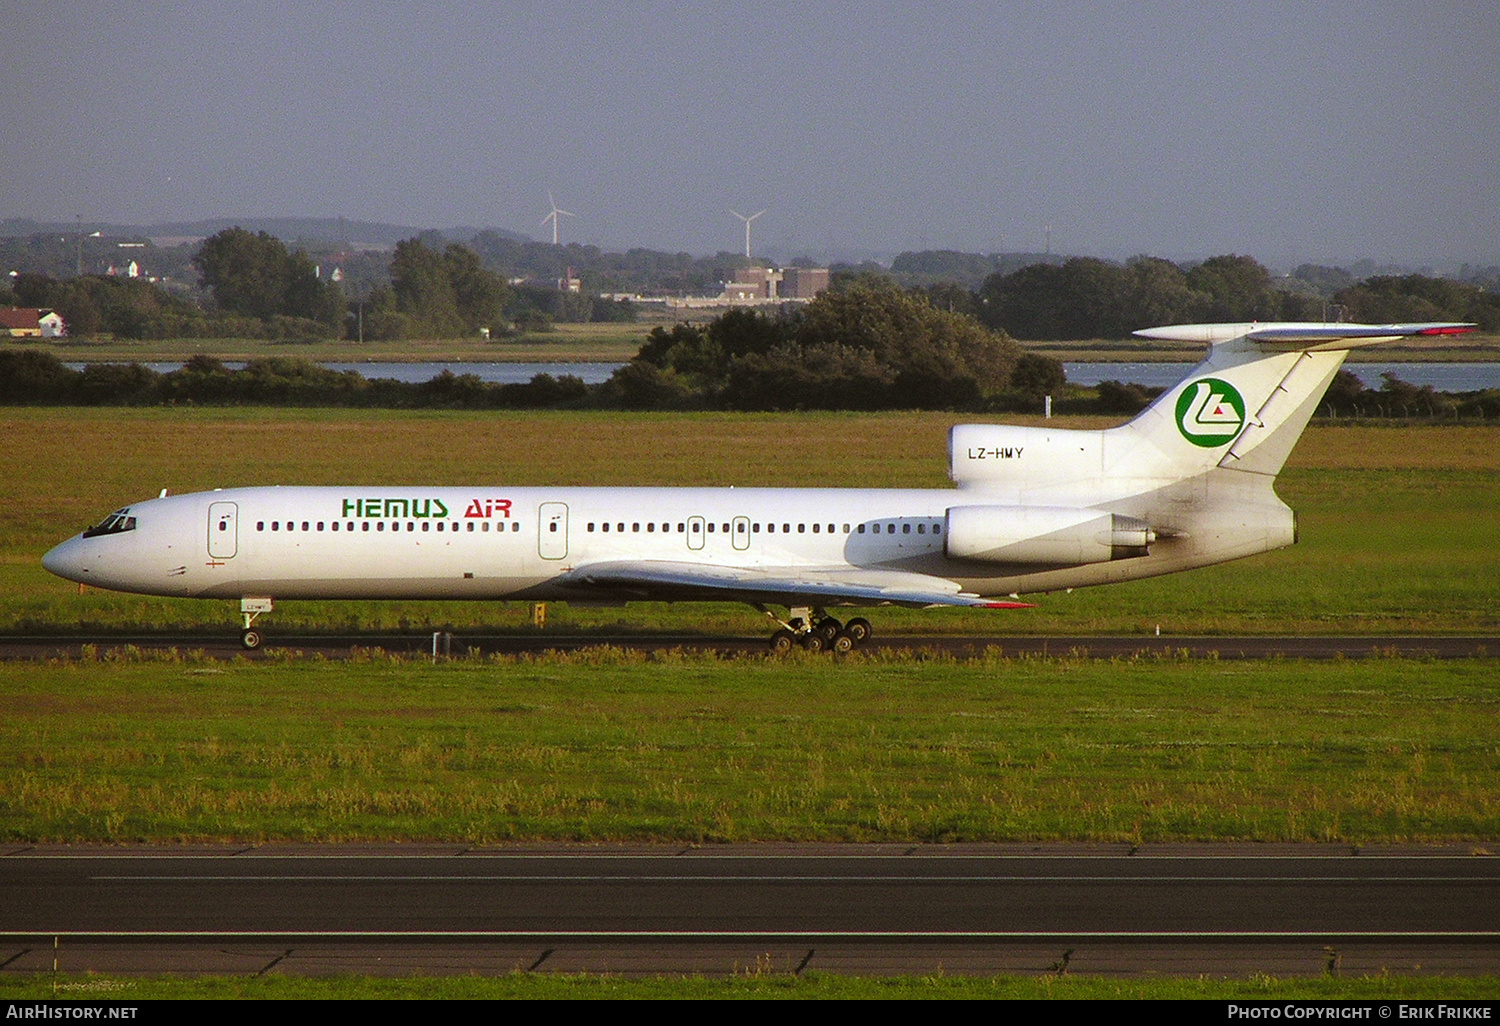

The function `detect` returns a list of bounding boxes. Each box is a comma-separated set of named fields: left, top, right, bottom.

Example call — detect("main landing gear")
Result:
left=758, top=605, right=872, bottom=654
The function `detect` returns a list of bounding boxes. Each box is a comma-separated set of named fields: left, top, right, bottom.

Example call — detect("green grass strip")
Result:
left=4, top=651, right=1497, bottom=844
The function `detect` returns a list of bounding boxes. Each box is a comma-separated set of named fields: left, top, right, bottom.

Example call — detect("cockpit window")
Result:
left=82, top=508, right=138, bottom=538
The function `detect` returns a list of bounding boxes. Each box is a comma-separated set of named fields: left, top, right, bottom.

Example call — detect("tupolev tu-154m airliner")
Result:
left=42, top=321, right=1473, bottom=652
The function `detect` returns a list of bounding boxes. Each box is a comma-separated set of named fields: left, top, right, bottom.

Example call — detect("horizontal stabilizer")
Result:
left=1134, top=322, right=1474, bottom=350
left=1245, top=323, right=1475, bottom=348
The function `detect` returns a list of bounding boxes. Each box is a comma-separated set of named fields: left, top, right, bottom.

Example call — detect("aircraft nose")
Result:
left=42, top=537, right=88, bottom=583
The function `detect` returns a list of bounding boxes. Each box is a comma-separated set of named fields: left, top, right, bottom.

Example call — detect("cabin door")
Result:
left=538, top=502, right=569, bottom=560
left=207, top=501, right=238, bottom=559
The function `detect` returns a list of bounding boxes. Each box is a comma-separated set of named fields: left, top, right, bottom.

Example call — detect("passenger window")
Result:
left=798, top=524, right=805, bottom=533
left=302, top=522, right=309, bottom=531
left=467, top=522, right=475, bottom=532
left=752, top=523, right=759, bottom=533
left=934, top=524, right=942, bottom=535
left=602, top=523, right=609, bottom=532
left=633, top=523, right=640, bottom=532
left=272, top=522, right=280, bottom=531
left=707, top=523, right=714, bottom=533
left=917, top=523, right=925, bottom=534
left=377, top=522, right=384, bottom=532
left=903, top=524, right=911, bottom=534
left=767, top=523, right=775, bottom=533
left=482, top=522, right=489, bottom=532
left=857, top=524, right=865, bottom=534
left=317, top=522, right=325, bottom=531
left=512, top=522, right=520, bottom=532
left=257, top=521, right=264, bottom=531
left=362, top=522, right=370, bottom=532
left=842, top=524, right=850, bottom=533
left=812, top=523, right=820, bottom=533
left=647, top=523, right=654, bottom=533
left=331, top=522, right=338, bottom=532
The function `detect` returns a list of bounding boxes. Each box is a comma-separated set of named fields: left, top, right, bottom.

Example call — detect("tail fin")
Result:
left=951, top=322, right=1473, bottom=501
left=1121, top=321, right=1474, bottom=479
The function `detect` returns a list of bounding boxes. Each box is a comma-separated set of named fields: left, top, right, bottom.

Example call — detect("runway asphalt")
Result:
left=1, top=633, right=1495, bottom=660
left=3, top=845, right=1498, bottom=977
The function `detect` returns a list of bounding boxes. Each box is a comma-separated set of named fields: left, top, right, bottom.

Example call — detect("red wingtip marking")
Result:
left=982, top=601, right=1036, bottom=609
left=1415, top=326, right=1474, bottom=336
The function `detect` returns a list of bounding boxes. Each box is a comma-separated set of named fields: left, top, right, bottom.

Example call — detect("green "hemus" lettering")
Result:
left=340, top=498, right=450, bottom=518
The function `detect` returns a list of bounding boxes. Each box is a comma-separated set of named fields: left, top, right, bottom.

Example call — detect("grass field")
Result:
left=3, top=409, right=1498, bottom=636
left=24, top=321, right=654, bottom=364
left=3, top=651, right=1498, bottom=843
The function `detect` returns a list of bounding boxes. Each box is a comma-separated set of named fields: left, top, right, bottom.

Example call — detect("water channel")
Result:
left=63, top=360, right=1500, bottom=391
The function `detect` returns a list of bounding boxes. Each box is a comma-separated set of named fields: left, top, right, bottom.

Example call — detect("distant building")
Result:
left=1, top=308, right=66, bottom=337
left=780, top=266, right=830, bottom=299
left=558, top=266, right=582, bottom=293
left=0, top=308, right=41, bottom=337
left=666, top=265, right=831, bottom=310
left=720, top=265, right=783, bottom=301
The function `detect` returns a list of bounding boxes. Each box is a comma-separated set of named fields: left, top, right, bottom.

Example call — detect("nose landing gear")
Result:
left=239, top=597, right=273, bottom=650
left=756, top=604, right=873, bottom=654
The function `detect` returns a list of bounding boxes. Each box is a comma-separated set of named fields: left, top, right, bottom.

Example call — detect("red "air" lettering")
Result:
left=462, top=499, right=514, bottom=519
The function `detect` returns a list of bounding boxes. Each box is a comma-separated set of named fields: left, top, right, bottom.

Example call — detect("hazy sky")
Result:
left=5, top=0, right=1496, bottom=266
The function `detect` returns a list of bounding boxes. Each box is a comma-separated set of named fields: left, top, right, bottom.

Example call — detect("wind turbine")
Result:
left=542, top=191, right=575, bottom=245
left=730, top=209, right=766, bottom=260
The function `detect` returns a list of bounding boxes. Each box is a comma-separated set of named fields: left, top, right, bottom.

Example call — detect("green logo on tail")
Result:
left=1175, top=378, right=1246, bottom=447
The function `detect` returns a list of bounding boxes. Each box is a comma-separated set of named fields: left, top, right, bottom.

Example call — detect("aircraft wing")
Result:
left=554, top=560, right=1032, bottom=609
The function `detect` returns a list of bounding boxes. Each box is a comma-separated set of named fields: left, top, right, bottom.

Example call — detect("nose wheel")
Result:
left=239, top=597, right=273, bottom=651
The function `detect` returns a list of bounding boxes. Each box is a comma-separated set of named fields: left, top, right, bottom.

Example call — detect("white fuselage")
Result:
left=40, top=477, right=1290, bottom=609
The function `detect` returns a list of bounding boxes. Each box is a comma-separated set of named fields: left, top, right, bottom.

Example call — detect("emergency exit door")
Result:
left=208, top=502, right=238, bottom=559
left=538, top=502, right=569, bottom=559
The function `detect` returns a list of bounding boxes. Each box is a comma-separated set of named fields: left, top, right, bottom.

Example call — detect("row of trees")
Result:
left=7, top=344, right=1496, bottom=420
left=607, top=284, right=1032, bottom=410
left=192, top=227, right=344, bottom=327
left=5, top=271, right=324, bottom=340
left=0, top=229, right=643, bottom=341
left=0, top=351, right=591, bottom=409
left=4, top=228, right=1496, bottom=344
left=976, top=255, right=1500, bottom=339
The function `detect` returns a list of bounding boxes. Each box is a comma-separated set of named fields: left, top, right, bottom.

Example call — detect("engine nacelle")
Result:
left=945, top=505, right=1155, bottom=565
